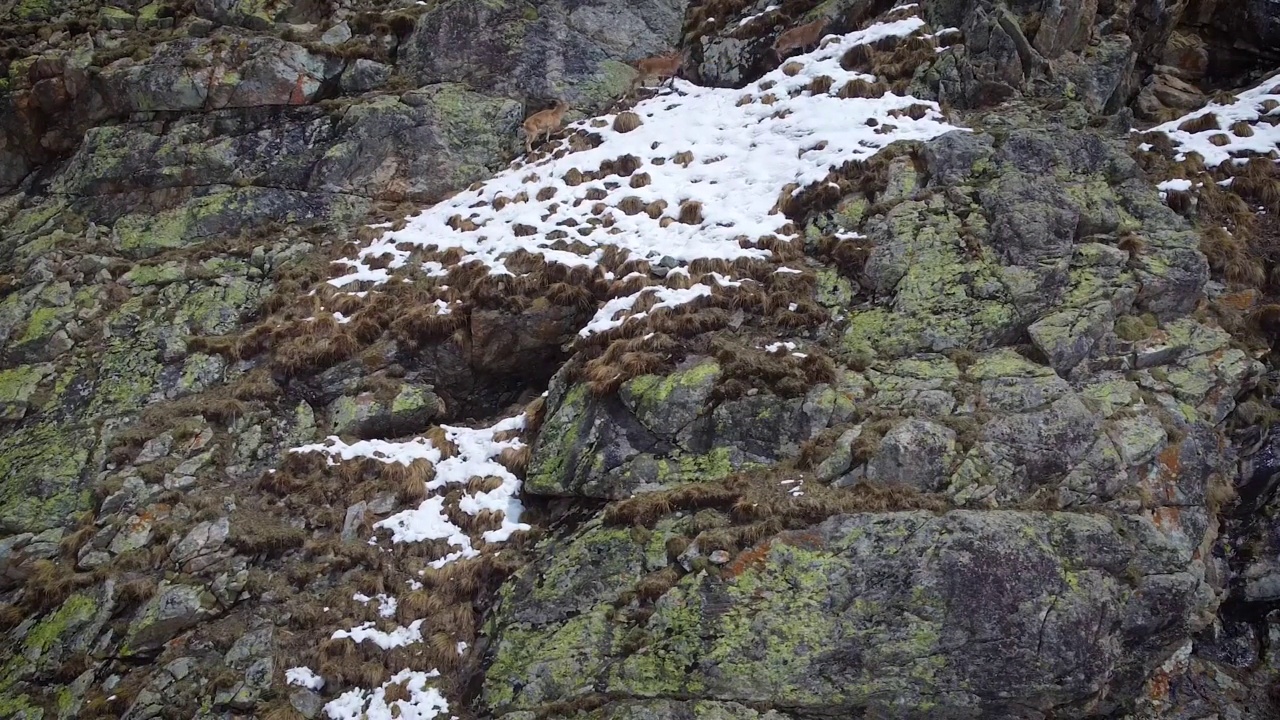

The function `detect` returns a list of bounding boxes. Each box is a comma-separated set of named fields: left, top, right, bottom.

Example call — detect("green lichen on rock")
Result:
left=577, top=59, right=637, bottom=110
left=11, top=0, right=52, bottom=20
left=86, top=338, right=162, bottom=416
left=415, top=83, right=523, bottom=182
left=622, top=360, right=720, bottom=425
left=0, top=423, right=93, bottom=534
left=1114, top=314, right=1153, bottom=341
left=121, top=262, right=186, bottom=287
left=525, top=384, right=590, bottom=496
left=485, top=511, right=1207, bottom=716
left=24, top=594, right=98, bottom=657
left=815, top=268, right=854, bottom=309
left=485, top=521, right=649, bottom=709
left=843, top=196, right=1017, bottom=360
left=0, top=363, right=53, bottom=420
left=18, top=305, right=69, bottom=345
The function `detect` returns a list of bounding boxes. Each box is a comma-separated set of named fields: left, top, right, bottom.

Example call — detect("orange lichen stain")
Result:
left=1219, top=289, right=1258, bottom=311
left=1151, top=506, right=1182, bottom=533
left=1146, top=670, right=1171, bottom=702
left=778, top=530, right=826, bottom=551
left=1157, top=444, right=1181, bottom=476
left=725, top=540, right=771, bottom=578
left=289, top=73, right=309, bottom=105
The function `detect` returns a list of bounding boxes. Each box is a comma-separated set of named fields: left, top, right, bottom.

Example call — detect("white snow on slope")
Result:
left=327, top=15, right=962, bottom=304
left=291, top=414, right=529, bottom=567
left=1143, top=72, right=1280, bottom=167
left=325, top=669, right=449, bottom=720
left=331, top=619, right=425, bottom=649
left=353, top=592, right=398, bottom=618
left=287, top=667, right=325, bottom=690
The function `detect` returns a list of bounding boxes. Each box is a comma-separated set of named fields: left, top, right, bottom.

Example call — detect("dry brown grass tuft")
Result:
left=838, top=78, right=884, bottom=99
left=634, top=566, right=683, bottom=601
left=1177, top=112, right=1220, bottom=133
left=613, top=111, right=643, bottom=132
left=841, top=43, right=873, bottom=72
left=228, top=511, right=307, bottom=557
left=23, top=560, right=96, bottom=613
left=1232, top=120, right=1256, bottom=137
left=807, top=75, right=835, bottom=95
left=678, top=200, right=704, bottom=225
left=261, top=701, right=307, bottom=720
left=525, top=394, right=547, bottom=434
left=1117, top=232, right=1146, bottom=259
left=0, top=603, right=25, bottom=630
left=498, top=445, right=532, bottom=474
left=618, top=196, right=647, bottom=215
left=115, top=577, right=158, bottom=612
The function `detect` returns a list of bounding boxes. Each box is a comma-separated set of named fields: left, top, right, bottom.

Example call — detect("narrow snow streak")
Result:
left=331, top=619, right=425, bottom=650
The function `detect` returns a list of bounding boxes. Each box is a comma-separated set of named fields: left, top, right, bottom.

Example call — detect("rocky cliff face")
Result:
left=2, top=0, right=1280, bottom=719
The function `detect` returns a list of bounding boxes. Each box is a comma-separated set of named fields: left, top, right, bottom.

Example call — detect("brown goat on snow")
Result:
left=522, top=99, right=570, bottom=154
left=773, top=18, right=830, bottom=62
left=628, top=52, right=683, bottom=94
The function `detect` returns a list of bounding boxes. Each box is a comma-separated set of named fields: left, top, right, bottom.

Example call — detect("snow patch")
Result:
left=1143, top=73, right=1280, bottom=167
left=325, top=14, right=962, bottom=330
left=325, top=669, right=449, bottom=720
left=286, top=667, right=325, bottom=690
left=331, top=619, right=425, bottom=650
left=353, top=592, right=398, bottom=619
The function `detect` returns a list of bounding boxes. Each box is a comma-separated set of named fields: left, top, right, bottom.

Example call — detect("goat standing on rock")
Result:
left=773, top=18, right=829, bottom=62
left=522, top=99, right=570, bottom=154
left=628, top=52, right=683, bottom=96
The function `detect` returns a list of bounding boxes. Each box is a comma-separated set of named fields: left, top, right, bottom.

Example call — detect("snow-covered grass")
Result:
left=292, top=414, right=529, bottom=567
left=324, top=13, right=962, bottom=335
left=1143, top=72, right=1280, bottom=167
left=331, top=619, right=425, bottom=649
left=353, top=592, right=398, bottom=618
left=287, top=667, right=325, bottom=690
left=324, top=669, right=450, bottom=720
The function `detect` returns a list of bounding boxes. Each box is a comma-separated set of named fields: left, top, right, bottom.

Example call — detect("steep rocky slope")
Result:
left=2, top=0, right=1280, bottom=719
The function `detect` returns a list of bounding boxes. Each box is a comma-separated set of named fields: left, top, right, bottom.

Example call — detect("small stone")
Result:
left=0, top=533, right=33, bottom=577
left=109, top=513, right=156, bottom=555
left=676, top=539, right=702, bottom=572
left=709, top=550, right=731, bottom=564
left=25, top=527, right=64, bottom=559
left=320, top=21, right=352, bottom=45
left=79, top=551, right=112, bottom=570
left=340, top=59, right=392, bottom=94
left=188, top=18, right=214, bottom=36
left=291, top=689, right=325, bottom=718
left=865, top=419, right=957, bottom=492
left=98, top=7, right=136, bottom=30
left=815, top=427, right=861, bottom=483
left=125, top=583, right=213, bottom=655
left=100, top=475, right=146, bottom=515
left=368, top=493, right=396, bottom=515
left=172, top=517, right=230, bottom=573
left=136, top=432, right=174, bottom=464
left=342, top=502, right=368, bottom=542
